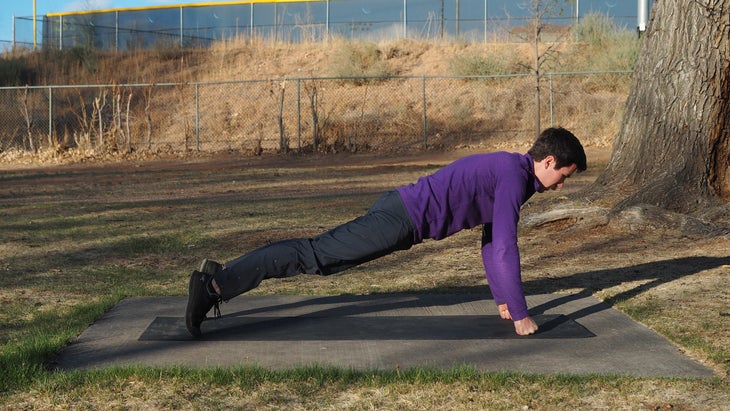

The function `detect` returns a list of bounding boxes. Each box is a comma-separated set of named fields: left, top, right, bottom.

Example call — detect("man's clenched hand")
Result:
left=513, top=316, right=538, bottom=335
left=497, top=303, right=512, bottom=320
left=498, top=304, right=538, bottom=335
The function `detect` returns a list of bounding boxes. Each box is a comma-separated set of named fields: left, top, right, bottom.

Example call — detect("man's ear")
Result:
left=542, top=155, right=556, bottom=169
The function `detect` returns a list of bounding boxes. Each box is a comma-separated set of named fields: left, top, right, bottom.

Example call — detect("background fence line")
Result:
left=0, top=71, right=631, bottom=156
left=26, top=1, right=649, bottom=52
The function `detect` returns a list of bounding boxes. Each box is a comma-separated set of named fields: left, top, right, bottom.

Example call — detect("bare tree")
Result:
left=124, top=92, right=133, bottom=153
left=19, top=86, right=36, bottom=152
left=70, top=90, right=93, bottom=149
left=589, top=0, right=730, bottom=215
left=93, top=89, right=107, bottom=147
left=276, top=80, right=289, bottom=153
left=517, top=0, right=570, bottom=137
left=143, top=85, right=155, bottom=149
left=305, top=80, right=321, bottom=153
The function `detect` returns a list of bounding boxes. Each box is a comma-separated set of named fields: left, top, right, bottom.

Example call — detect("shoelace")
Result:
left=204, top=274, right=224, bottom=319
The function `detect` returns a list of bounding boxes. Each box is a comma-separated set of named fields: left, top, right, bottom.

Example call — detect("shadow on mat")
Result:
left=141, top=255, right=728, bottom=341
left=140, top=312, right=594, bottom=342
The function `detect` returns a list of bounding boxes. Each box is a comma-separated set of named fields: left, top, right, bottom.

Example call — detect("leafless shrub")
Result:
left=18, top=86, right=35, bottom=152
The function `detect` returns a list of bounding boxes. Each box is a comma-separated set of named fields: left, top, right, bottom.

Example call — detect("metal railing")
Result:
left=0, top=71, right=631, bottom=155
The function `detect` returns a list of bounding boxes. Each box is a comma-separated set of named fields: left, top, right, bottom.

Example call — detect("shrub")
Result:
left=0, top=56, right=36, bottom=86
left=572, top=13, right=640, bottom=71
left=591, top=31, right=640, bottom=71
left=329, top=41, right=392, bottom=84
left=573, top=12, right=618, bottom=47
left=448, top=49, right=525, bottom=77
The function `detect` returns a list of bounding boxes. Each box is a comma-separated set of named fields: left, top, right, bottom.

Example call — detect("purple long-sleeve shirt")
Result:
left=396, top=152, right=539, bottom=321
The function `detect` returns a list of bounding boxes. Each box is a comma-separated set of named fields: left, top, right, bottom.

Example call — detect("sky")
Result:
left=1, top=0, right=652, bottom=49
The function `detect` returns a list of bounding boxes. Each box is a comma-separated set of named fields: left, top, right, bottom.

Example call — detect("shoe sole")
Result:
left=185, top=271, right=205, bottom=337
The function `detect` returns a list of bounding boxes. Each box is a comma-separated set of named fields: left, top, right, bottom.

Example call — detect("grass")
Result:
left=0, top=151, right=728, bottom=409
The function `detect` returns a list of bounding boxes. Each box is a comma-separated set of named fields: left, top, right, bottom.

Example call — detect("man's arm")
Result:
left=485, top=226, right=538, bottom=336
left=482, top=160, right=537, bottom=335
left=489, top=198, right=529, bottom=321
left=489, top=171, right=536, bottom=333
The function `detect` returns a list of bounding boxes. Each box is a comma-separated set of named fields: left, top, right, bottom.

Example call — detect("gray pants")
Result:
left=214, top=190, right=415, bottom=300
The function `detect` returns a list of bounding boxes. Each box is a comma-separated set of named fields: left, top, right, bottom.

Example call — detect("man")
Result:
left=186, top=127, right=586, bottom=337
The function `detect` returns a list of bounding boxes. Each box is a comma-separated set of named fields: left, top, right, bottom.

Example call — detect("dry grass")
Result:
left=4, top=371, right=726, bottom=410
left=1, top=35, right=632, bottom=163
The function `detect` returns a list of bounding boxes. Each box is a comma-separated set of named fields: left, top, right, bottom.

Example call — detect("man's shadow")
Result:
left=177, top=255, right=729, bottom=340
left=520, top=255, right=730, bottom=320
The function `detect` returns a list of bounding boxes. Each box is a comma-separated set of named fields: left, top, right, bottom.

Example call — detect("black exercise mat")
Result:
left=139, top=314, right=594, bottom=341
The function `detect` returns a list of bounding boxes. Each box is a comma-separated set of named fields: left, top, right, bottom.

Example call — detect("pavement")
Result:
left=52, top=293, right=716, bottom=377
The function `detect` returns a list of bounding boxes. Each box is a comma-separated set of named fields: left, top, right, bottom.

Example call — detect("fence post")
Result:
left=325, top=0, right=330, bottom=42
left=250, top=3, right=254, bottom=38
left=484, top=0, right=488, bottom=43
left=48, top=87, right=53, bottom=146
left=422, top=76, right=427, bottom=150
left=297, top=79, right=302, bottom=152
left=548, top=72, right=554, bottom=127
left=195, top=83, right=200, bottom=151
left=179, top=7, right=184, bottom=48
left=115, top=11, right=119, bottom=51
left=403, top=0, right=407, bottom=39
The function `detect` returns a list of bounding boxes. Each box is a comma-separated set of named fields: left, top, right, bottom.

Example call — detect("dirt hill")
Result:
left=2, top=37, right=635, bottom=165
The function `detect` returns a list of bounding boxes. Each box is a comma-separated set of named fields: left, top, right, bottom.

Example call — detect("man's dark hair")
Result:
left=528, top=127, right=587, bottom=171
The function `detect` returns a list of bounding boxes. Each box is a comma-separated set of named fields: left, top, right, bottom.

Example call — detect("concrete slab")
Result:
left=53, top=293, right=715, bottom=377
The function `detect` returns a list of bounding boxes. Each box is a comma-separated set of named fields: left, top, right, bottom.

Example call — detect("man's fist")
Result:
left=497, top=303, right=512, bottom=320
left=497, top=304, right=538, bottom=335
left=513, top=316, right=538, bottom=335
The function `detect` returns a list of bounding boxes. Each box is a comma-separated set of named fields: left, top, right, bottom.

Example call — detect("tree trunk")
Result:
left=590, top=0, right=730, bottom=213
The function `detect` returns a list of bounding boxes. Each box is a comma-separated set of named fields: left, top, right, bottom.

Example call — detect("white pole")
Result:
left=180, top=7, right=184, bottom=47
left=33, top=0, right=37, bottom=49
left=325, top=0, right=329, bottom=42
left=638, top=0, right=649, bottom=32
left=403, top=0, right=407, bottom=39
left=484, top=0, right=487, bottom=43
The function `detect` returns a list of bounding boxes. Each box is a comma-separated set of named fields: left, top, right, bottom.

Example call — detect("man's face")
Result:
left=534, top=156, right=578, bottom=192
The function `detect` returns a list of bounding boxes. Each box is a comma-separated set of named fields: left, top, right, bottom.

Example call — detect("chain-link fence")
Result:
left=34, top=1, right=646, bottom=51
left=0, top=71, right=630, bottom=156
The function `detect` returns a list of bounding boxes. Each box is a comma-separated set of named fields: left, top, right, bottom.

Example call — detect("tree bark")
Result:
left=589, top=0, right=730, bottom=213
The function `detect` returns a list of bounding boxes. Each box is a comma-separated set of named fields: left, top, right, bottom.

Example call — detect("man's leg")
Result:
left=186, top=191, right=414, bottom=336
left=214, top=190, right=415, bottom=300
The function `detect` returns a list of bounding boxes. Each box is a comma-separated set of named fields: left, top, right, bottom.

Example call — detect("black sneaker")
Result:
left=185, top=270, right=222, bottom=337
